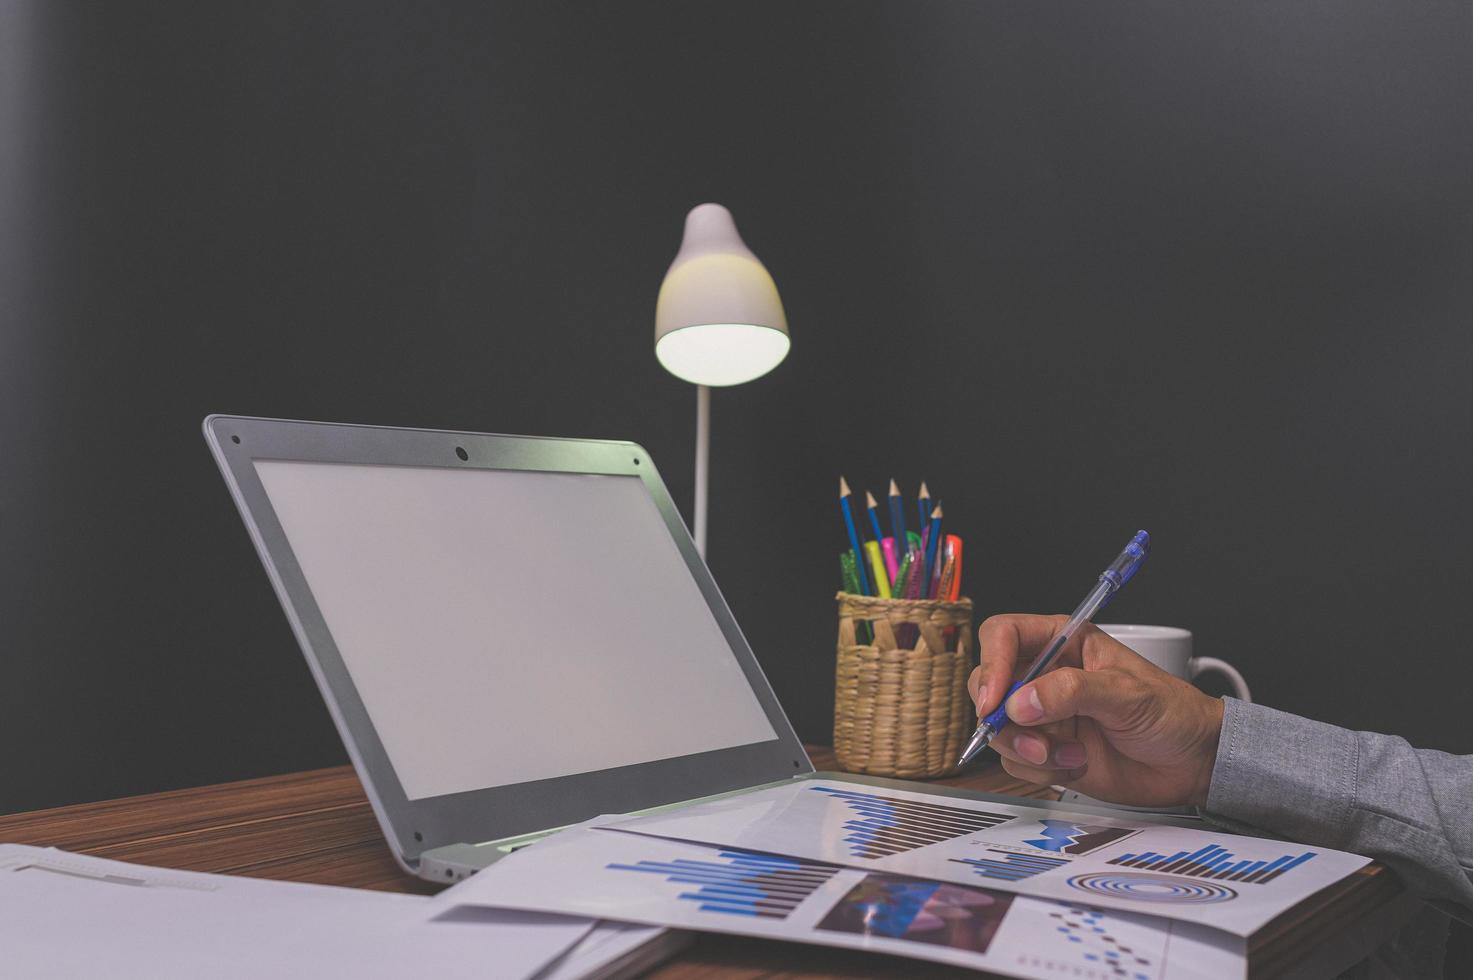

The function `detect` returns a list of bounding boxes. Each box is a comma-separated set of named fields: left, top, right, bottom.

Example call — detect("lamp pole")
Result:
left=693, top=385, right=710, bottom=557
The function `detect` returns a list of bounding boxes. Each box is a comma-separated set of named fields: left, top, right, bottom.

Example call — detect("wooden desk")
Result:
left=0, top=748, right=1408, bottom=978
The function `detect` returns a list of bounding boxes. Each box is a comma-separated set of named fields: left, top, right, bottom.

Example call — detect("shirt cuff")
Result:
left=1203, top=697, right=1359, bottom=848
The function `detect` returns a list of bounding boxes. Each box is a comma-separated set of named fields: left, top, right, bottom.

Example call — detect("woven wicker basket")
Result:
left=832, top=592, right=975, bottom=779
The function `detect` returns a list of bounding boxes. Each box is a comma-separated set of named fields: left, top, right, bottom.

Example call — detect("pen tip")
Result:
left=838, top=476, right=851, bottom=496
left=888, top=478, right=900, bottom=495
left=865, top=490, right=878, bottom=508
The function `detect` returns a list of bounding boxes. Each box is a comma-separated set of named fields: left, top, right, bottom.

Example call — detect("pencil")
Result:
left=923, top=503, right=943, bottom=598
left=916, top=481, right=932, bottom=540
left=887, top=479, right=910, bottom=559
left=864, top=491, right=894, bottom=587
left=838, top=477, right=871, bottom=596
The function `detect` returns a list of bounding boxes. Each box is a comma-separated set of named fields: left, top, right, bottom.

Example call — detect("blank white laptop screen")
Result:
left=253, top=460, right=777, bottom=800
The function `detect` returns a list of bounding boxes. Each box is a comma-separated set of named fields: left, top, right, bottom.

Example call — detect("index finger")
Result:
left=974, top=613, right=1076, bottom=715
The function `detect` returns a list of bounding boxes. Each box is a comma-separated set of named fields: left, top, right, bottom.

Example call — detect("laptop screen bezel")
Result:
left=204, top=415, right=812, bottom=871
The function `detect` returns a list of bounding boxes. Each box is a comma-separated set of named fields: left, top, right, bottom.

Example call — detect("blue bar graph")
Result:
left=809, top=786, right=1013, bottom=859
left=950, top=849, right=1070, bottom=882
left=1108, top=844, right=1318, bottom=883
left=608, top=850, right=840, bottom=919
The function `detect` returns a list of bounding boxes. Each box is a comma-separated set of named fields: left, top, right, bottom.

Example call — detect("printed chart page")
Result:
left=604, top=779, right=1370, bottom=936
left=0, top=844, right=591, bottom=980
left=436, top=825, right=1244, bottom=980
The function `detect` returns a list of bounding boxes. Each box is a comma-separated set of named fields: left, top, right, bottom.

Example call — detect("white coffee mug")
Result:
left=1097, top=624, right=1251, bottom=702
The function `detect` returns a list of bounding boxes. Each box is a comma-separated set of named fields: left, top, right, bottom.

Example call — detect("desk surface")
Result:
left=0, top=748, right=1404, bottom=979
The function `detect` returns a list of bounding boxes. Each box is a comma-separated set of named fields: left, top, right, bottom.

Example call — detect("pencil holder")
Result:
left=832, top=592, right=975, bottom=779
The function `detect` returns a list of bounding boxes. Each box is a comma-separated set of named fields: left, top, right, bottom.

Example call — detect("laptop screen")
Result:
left=253, top=459, right=777, bottom=801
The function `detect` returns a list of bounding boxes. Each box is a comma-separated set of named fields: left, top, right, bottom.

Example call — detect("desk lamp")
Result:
left=655, top=203, right=789, bottom=558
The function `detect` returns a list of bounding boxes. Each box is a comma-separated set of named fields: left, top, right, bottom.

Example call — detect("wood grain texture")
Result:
left=0, top=747, right=1404, bottom=977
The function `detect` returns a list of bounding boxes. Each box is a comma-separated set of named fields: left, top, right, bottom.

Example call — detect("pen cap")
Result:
left=1100, top=530, right=1150, bottom=590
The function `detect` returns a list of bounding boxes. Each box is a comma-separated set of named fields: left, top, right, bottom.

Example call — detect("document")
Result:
left=0, top=844, right=592, bottom=980
left=436, top=825, right=1244, bottom=980
left=604, top=778, right=1370, bottom=936
left=536, top=920, right=684, bottom=980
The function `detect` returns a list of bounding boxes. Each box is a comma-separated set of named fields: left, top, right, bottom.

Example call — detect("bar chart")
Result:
left=810, top=786, right=1013, bottom=859
left=1107, top=844, right=1318, bottom=884
left=950, top=849, right=1070, bottom=882
left=607, top=849, right=840, bottom=919
left=1024, top=819, right=1137, bottom=856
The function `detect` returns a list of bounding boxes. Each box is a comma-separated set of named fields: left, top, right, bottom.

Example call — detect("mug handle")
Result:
left=1189, top=656, right=1251, bottom=703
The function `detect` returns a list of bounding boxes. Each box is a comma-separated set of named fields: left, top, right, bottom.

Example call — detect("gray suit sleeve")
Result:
left=1202, top=697, right=1473, bottom=917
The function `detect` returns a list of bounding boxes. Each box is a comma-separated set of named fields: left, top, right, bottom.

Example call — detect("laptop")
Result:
left=204, top=415, right=1161, bottom=884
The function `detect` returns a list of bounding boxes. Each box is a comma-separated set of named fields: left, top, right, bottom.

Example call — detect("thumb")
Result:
left=1006, top=667, right=1146, bottom=730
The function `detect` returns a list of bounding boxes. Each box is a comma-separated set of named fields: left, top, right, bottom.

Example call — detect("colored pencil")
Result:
left=887, top=479, right=910, bottom=559
left=916, top=481, right=932, bottom=540
left=864, top=541, right=891, bottom=599
left=838, top=477, right=871, bottom=596
left=864, top=492, right=893, bottom=587
left=918, top=525, right=932, bottom=588
left=923, top=503, right=944, bottom=598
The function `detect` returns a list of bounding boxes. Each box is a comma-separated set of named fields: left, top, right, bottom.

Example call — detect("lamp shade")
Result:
left=654, top=203, right=790, bottom=387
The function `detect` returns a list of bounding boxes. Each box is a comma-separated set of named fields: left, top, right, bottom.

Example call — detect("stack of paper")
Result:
left=7, top=777, right=1374, bottom=979
left=0, top=844, right=601, bottom=980
left=432, top=779, right=1375, bottom=979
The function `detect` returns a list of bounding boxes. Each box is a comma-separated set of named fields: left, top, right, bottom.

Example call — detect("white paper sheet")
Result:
left=437, top=826, right=1244, bottom=980
left=604, top=779, right=1369, bottom=936
left=535, top=920, right=681, bottom=980
left=0, top=844, right=592, bottom=980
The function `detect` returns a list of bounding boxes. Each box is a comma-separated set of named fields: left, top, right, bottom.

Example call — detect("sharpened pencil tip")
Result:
left=838, top=475, right=851, bottom=497
left=919, top=481, right=930, bottom=497
left=932, top=503, right=943, bottom=518
left=888, top=478, right=900, bottom=496
left=865, top=490, right=878, bottom=509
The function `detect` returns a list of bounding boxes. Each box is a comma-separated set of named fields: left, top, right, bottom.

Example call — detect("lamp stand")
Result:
left=693, top=384, right=709, bottom=558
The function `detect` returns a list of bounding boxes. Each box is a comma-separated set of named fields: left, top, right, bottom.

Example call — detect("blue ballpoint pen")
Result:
left=957, top=530, right=1151, bottom=766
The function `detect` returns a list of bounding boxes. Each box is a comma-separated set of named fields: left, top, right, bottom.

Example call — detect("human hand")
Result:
left=967, top=614, right=1225, bottom=808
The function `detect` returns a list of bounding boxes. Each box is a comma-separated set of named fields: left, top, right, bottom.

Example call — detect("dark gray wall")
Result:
left=3, top=1, right=1471, bottom=815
